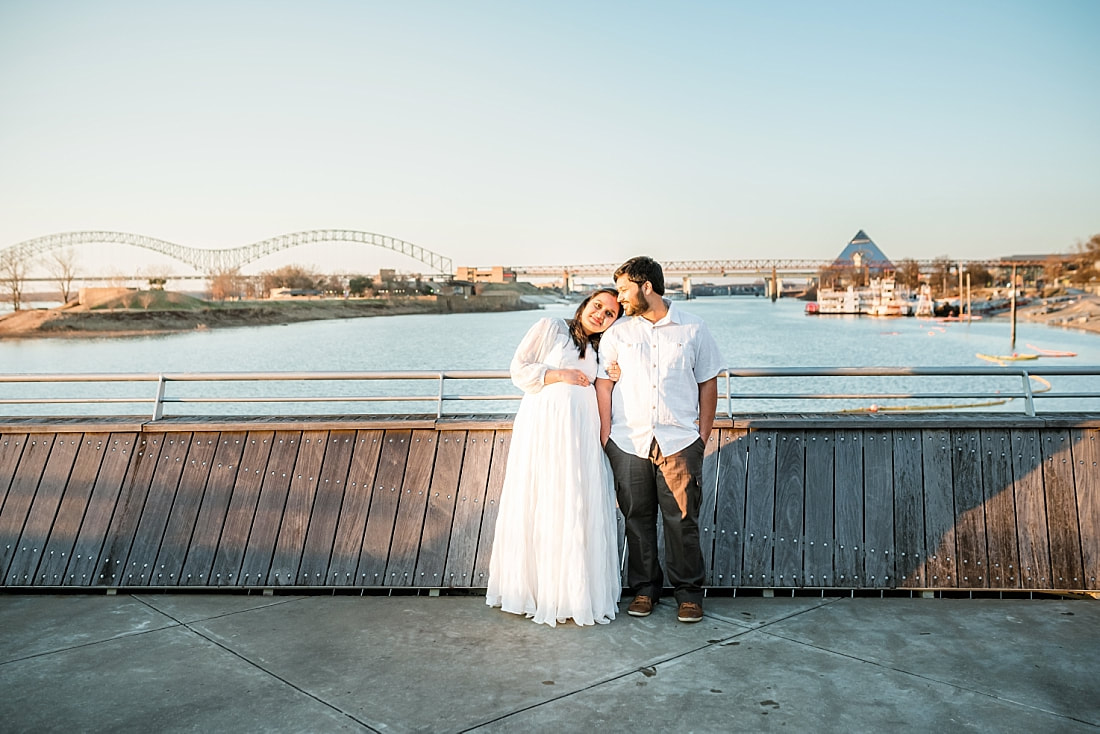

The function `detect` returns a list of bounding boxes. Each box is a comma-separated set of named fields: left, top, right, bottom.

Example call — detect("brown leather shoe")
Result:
left=677, top=601, right=703, bottom=623
left=627, top=595, right=655, bottom=617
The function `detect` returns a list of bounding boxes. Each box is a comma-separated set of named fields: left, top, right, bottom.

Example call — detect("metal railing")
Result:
left=2, top=365, right=1099, bottom=420
left=721, top=365, right=1100, bottom=416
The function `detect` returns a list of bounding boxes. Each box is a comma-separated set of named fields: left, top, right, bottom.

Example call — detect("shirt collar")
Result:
left=649, top=297, right=681, bottom=327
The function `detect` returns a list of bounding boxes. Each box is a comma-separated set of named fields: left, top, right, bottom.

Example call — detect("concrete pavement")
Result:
left=1, top=591, right=1097, bottom=733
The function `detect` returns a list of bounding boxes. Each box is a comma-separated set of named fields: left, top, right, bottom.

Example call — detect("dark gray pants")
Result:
left=604, top=437, right=706, bottom=605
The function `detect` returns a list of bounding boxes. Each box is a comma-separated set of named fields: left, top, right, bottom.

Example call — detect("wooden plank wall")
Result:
left=1, top=418, right=1097, bottom=592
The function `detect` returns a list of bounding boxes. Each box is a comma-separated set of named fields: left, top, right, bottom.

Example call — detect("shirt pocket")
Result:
left=660, top=341, right=693, bottom=372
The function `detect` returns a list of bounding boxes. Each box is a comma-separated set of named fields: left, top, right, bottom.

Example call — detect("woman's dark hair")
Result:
left=567, top=288, right=623, bottom=359
left=613, top=255, right=665, bottom=296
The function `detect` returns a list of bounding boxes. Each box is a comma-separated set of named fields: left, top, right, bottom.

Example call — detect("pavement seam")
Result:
left=0, top=627, right=180, bottom=667
left=0, top=599, right=188, bottom=666
left=755, top=625, right=1099, bottom=728
left=129, top=596, right=383, bottom=733
left=459, top=598, right=844, bottom=732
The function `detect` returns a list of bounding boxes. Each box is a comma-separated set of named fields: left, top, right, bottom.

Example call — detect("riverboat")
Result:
left=807, top=277, right=914, bottom=317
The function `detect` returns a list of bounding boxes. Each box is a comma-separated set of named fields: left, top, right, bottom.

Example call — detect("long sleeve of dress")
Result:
left=509, top=317, right=563, bottom=394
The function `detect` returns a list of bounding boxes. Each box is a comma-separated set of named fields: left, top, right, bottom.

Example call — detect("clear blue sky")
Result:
left=1, top=0, right=1097, bottom=276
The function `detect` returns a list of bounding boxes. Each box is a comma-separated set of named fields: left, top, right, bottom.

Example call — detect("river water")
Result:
left=3, top=297, right=1099, bottom=415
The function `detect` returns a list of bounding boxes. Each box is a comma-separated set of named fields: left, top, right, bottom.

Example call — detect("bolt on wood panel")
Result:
left=37, top=434, right=113, bottom=585
left=1073, top=428, right=1099, bottom=590
left=298, top=431, right=357, bottom=586
left=893, top=429, right=924, bottom=588
left=922, top=429, right=957, bottom=588
left=238, top=431, right=302, bottom=586
left=980, top=429, right=1019, bottom=588
left=833, top=430, right=863, bottom=587
left=385, top=430, right=440, bottom=587
left=803, top=430, right=834, bottom=587
left=7, top=434, right=80, bottom=585
left=1042, top=430, right=1084, bottom=589
left=1012, top=428, right=1052, bottom=589
left=951, top=429, right=988, bottom=589
left=413, top=430, right=466, bottom=588
left=712, top=428, right=749, bottom=587
left=179, top=431, right=248, bottom=586
left=0, top=435, right=55, bottom=583
left=120, top=432, right=193, bottom=586
left=94, top=435, right=162, bottom=586
left=443, top=430, right=495, bottom=588
left=472, top=431, right=510, bottom=587
left=863, top=430, right=894, bottom=588
left=698, top=428, right=721, bottom=583
left=0, top=434, right=30, bottom=511
left=206, top=431, right=273, bottom=586
left=357, top=430, right=412, bottom=586
left=151, top=434, right=221, bottom=585
left=268, top=430, right=329, bottom=586
left=64, top=434, right=137, bottom=586
left=743, top=430, right=778, bottom=587
left=326, top=430, right=383, bottom=586
left=773, top=431, right=805, bottom=588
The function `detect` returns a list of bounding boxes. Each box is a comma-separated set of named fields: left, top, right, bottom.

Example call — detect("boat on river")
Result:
left=1026, top=343, right=1077, bottom=357
left=976, top=352, right=1040, bottom=365
left=807, top=277, right=914, bottom=317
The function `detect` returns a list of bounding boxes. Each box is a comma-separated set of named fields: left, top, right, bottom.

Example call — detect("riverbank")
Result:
left=0, top=292, right=538, bottom=339
left=987, top=291, right=1100, bottom=336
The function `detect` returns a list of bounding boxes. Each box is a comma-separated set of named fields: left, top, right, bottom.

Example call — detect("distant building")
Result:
left=833, top=230, right=894, bottom=272
left=454, top=266, right=516, bottom=284
left=443, top=281, right=476, bottom=297
left=269, top=287, right=321, bottom=299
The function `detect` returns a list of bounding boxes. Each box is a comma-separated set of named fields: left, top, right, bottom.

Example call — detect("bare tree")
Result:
left=1042, top=255, right=1066, bottom=292
left=0, top=247, right=29, bottom=312
left=209, top=268, right=244, bottom=301
left=894, top=259, right=922, bottom=289
left=1068, top=233, right=1099, bottom=286
left=47, top=247, right=80, bottom=304
left=261, top=265, right=320, bottom=295
left=964, top=262, right=993, bottom=289
left=929, top=256, right=953, bottom=298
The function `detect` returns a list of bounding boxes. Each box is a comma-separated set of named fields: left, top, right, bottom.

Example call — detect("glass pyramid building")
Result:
left=833, top=230, right=894, bottom=271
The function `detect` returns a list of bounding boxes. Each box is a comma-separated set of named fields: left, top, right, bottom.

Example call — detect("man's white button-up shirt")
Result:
left=597, top=299, right=724, bottom=458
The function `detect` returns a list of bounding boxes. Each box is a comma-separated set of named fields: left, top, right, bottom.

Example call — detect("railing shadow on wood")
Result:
left=1, top=414, right=1097, bottom=594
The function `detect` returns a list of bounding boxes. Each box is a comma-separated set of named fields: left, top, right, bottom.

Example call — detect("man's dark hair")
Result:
left=614, top=256, right=665, bottom=296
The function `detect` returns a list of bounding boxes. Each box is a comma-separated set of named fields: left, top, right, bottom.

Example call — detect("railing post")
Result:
left=436, top=373, right=445, bottom=419
left=152, top=375, right=166, bottom=421
left=725, top=371, right=732, bottom=417
left=1021, top=370, right=1035, bottom=417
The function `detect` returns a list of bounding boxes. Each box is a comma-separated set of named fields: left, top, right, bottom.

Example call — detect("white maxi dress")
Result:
left=485, top=317, right=621, bottom=627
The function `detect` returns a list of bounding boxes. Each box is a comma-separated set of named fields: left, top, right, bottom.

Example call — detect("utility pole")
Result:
left=1010, top=264, right=1018, bottom=350
left=957, top=262, right=963, bottom=318
left=966, top=273, right=972, bottom=324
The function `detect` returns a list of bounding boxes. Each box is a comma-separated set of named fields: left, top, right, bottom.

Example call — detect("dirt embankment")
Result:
left=0, top=293, right=537, bottom=339
left=988, top=292, right=1100, bottom=336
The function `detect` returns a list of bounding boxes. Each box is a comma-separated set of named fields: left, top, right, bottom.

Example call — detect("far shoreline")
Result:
left=3, top=289, right=1099, bottom=342
left=0, top=293, right=542, bottom=340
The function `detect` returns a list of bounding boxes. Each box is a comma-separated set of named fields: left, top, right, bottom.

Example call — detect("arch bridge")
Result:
left=2, top=230, right=453, bottom=276
left=4, top=231, right=1051, bottom=281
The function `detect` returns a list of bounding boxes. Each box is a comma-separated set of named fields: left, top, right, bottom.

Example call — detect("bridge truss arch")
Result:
left=3, top=230, right=454, bottom=275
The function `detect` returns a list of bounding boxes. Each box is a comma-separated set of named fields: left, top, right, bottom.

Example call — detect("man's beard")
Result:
left=622, top=291, right=649, bottom=317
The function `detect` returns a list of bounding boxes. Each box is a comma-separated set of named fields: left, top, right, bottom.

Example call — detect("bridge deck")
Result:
left=1, top=414, right=1097, bottom=592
